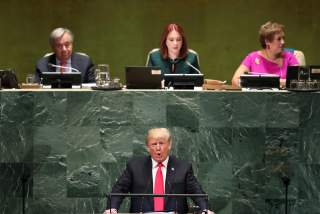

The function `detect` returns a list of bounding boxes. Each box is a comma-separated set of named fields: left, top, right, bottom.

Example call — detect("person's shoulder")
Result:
left=73, top=52, right=91, bottom=60
left=36, top=53, right=53, bottom=66
left=127, top=156, right=150, bottom=165
left=242, top=51, right=260, bottom=63
left=186, top=49, right=199, bottom=60
left=148, top=48, right=161, bottom=56
left=187, top=49, right=199, bottom=57
left=283, top=50, right=295, bottom=58
left=169, top=156, right=191, bottom=167
left=246, top=50, right=259, bottom=58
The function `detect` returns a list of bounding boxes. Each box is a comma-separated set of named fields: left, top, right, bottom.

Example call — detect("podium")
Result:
left=106, top=193, right=208, bottom=214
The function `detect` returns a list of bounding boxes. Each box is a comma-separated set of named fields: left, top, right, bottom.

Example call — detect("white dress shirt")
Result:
left=56, top=58, right=72, bottom=72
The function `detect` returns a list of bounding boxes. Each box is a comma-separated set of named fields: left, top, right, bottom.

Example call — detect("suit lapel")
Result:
left=71, top=53, right=81, bottom=72
left=165, top=157, right=174, bottom=194
left=146, top=157, right=153, bottom=193
left=145, top=157, right=154, bottom=209
left=48, top=55, right=56, bottom=72
left=165, top=156, right=175, bottom=208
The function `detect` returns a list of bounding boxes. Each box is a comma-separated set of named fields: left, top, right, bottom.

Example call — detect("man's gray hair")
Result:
left=49, top=27, right=74, bottom=47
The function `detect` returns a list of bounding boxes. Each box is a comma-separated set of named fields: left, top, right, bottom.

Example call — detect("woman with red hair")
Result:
left=146, top=23, right=201, bottom=75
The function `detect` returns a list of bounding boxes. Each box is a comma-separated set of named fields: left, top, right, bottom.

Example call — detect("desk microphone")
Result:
left=185, top=61, right=201, bottom=74
left=48, top=63, right=80, bottom=73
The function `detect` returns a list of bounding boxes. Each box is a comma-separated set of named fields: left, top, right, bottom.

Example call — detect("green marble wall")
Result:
left=1, top=90, right=320, bottom=214
left=0, top=0, right=319, bottom=83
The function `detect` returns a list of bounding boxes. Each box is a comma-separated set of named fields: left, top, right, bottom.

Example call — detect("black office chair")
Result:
left=0, top=69, right=19, bottom=89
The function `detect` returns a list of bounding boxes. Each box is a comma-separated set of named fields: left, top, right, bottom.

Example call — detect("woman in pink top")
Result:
left=232, top=21, right=299, bottom=87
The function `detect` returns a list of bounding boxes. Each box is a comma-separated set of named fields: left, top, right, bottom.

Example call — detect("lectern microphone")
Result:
left=185, top=61, right=201, bottom=74
left=48, top=63, right=80, bottom=73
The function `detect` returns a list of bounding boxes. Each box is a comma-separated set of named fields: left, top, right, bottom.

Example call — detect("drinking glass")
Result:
left=26, top=74, right=35, bottom=84
left=95, top=64, right=110, bottom=86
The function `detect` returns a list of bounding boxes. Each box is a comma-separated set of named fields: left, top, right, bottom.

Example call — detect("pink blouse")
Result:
left=241, top=51, right=298, bottom=79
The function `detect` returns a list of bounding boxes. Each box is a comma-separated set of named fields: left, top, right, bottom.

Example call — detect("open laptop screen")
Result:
left=125, top=66, right=162, bottom=89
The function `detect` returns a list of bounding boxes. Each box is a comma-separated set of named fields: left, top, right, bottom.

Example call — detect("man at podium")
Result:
left=103, top=128, right=215, bottom=214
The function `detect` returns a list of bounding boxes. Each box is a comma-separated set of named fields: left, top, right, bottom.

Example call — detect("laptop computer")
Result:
left=125, top=66, right=162, bottom=89
left=286, top=65, right=320, bottom=87
left=164, top=73, right=204, bottom=89
left=42, top=72, right=81, bottom=88
left=240, top=74, right=280, bottom=89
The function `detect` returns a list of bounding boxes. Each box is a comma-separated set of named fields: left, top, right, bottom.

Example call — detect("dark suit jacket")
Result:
left=108, top=156, right=207, bottom=214
left=35, top=52, right=95, bottom=83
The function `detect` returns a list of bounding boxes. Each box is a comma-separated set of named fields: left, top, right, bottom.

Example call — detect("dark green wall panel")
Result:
left=1, top=90, right=320, bottom=213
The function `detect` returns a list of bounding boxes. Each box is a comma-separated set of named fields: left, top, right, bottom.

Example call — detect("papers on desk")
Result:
left=241, top=87, right=280, bottom=92
left=164, top=86, right=203, bottom=91
left=42, top=85, right=82, bottom=89
left=82, top=83, right=97, bottom=88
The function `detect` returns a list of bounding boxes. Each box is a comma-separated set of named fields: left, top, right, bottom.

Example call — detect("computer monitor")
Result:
left=286, top=65, right=320, bottom=90
left=240, top=74, right=280, bottom=89
left=164, top=74, right=204, bottom=89
left=125, top=66, right=162, bottom=89
left=41, top=72, right=82, bottom=88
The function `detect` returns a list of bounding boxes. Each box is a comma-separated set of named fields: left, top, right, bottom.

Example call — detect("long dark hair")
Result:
left=160, top=23, right=188, bottom=59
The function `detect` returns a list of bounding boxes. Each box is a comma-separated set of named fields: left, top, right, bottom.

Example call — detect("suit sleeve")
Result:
left=107, top=163, right=133, bottom=210
left=186, top=164, right=208, bottom=210
left=146, top=52, right=153, bottom=66
left=35, top=65, right=41, bottom=83
left=34, top=57, right=49, bottom=83
left=84, top=57, right=95, bottom=83
left=191, top=55, right=201, bottom=74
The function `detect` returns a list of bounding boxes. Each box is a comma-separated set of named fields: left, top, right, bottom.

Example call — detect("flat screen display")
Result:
left=41, top=72, right=81, bottom=88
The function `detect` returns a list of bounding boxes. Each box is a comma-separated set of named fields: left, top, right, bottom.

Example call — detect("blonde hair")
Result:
left=145, top=128, right=172, bottom=145
left=259, top=21, right=284, bottom=49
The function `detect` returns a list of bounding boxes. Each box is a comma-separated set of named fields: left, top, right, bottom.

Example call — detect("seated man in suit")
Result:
left=35, top=27, right=95, bottom=83
left=103, top=128, right=215, bottom=214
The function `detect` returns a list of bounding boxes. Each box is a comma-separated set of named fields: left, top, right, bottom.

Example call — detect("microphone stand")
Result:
left=48, top=63, right=80, bottom=73
left=185, top=61, right=201, bottom=74
left=281, top=176, right=290, bottom=214
left=21, top=175, right=29, bottom=214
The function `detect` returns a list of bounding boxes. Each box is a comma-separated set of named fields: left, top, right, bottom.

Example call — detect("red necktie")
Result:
left=154, top=162, right=164, bottom=211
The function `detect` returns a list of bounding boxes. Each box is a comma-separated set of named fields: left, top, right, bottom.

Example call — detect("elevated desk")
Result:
left=0, top=89, right=319, bottom=214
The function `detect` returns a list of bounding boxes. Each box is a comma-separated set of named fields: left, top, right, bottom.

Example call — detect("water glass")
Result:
left=95, top=64, right=110, bottom=86
left=26, top=74, right=35, bottom=84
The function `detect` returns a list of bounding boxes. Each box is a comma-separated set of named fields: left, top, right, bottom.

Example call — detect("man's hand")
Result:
left=103, top=208, right=117, bottom=214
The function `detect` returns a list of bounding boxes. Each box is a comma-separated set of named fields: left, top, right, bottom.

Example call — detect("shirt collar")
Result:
left=56, top=57, right=71, bottom=65
left=151, top=156, right=169, bottom=169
